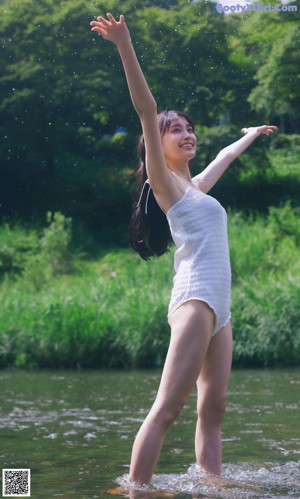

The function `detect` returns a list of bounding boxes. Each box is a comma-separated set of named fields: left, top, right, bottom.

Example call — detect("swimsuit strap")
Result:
left=136, top=179, right=151, bottom=215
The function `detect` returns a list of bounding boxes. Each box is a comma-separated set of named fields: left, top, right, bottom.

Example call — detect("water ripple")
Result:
left=117, top=461, right=300, bottom=498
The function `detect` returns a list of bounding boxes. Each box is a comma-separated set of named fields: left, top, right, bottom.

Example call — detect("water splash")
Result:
left=116, top=461, right=300, bottom=498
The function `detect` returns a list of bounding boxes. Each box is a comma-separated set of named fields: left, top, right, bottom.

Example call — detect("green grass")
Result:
left=0, top=250, right=173, bottom=369
left=229, top=208, right=300, bottom=366
left=0, top=203, right=300, bottom=369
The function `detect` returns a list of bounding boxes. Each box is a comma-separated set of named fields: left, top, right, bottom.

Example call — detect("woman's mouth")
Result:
left=180, top=143, right=194, bottom=150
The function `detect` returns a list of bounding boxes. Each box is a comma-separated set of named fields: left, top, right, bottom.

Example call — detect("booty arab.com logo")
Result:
left=215, top=1, right=298, bottom=13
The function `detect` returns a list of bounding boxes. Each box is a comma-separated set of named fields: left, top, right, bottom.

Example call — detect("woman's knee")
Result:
left=197, top=392, right=227, bottom=425
left=151, top=397, right=186, bottom=430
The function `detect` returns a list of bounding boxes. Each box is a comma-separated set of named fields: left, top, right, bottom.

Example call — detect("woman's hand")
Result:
left=195, top=123, right=278, bottom=192
left=241, top=125, right=278, bottom=135
left=90, top=13, right=131, bottom=46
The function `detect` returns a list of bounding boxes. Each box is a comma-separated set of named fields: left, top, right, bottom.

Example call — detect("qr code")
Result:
left=2, top=469, right=31, bottom=497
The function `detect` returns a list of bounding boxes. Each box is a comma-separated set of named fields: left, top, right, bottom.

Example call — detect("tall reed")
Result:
left=0, top=204, right=299, bottom=368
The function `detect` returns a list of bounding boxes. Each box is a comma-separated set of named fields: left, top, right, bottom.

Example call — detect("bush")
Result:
left=270, top=133, right=300, bottom=150
left=22, top=212, right=74, bottom=290
left=0, top=223, right=39, bottom=278
left=268, top=202, right=300, bottom=245
left=0, top=212, right=74, bottom=285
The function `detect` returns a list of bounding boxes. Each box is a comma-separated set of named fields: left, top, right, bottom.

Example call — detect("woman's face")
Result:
left=161, top=115, right=197, bottom=165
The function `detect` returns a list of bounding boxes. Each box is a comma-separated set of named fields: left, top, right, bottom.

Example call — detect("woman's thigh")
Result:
left=196, top=322, right=232, bottom=411
left=154, top=300, right=215, bottom=412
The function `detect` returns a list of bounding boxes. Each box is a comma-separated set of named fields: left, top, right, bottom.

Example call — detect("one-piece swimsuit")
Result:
left=166, top=184, right=231, bottom=336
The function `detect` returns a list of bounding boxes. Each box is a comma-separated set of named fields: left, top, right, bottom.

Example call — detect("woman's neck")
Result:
left=166, top=158, right=191, bottom=181
left=170, top=168, right=192, bottom=184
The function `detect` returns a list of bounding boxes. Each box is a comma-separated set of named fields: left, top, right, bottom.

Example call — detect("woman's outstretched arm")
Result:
left=90, top=13, right=171, bottom=192
left=193, top=125, right=277, bottom=193
left=91, top=13, right=155, bottom=117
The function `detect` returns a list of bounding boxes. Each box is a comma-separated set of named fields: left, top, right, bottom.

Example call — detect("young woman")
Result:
left=90, top=13, right=277, bottom=486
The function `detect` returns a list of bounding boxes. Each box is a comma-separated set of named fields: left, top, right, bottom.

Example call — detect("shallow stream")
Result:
left=0, top=369, right=299, bottom=498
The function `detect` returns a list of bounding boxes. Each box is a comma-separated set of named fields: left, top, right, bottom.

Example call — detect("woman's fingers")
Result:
left=91, top=13, right=122, bottom=35
left=241, top=125, right=278, bottom=135
left=90, top=20, right=106, bottom=29
left=90, top=24, right=107, bottom=37
left=259, top=125, right=278, bottom=135
left=96, top=14, right=118, bottom=25
left=106, top=12, right=117, bottom=24
left=91, top=26, right=107, bottom=37
left=96, top=16, right=111, bottom=26
left=90, top=18, right=110, bottom=38
left=90, top=13, right=129, bottom=44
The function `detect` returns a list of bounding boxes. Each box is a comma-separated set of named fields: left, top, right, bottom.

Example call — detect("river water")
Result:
left=0, top=369, right=299, bottom=498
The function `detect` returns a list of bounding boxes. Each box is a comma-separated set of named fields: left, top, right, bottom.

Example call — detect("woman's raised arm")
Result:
left=193, top=125, right=277, bottom=193
left=91, top=13, right=155, bottom=117
left=90, top=13, right=171, bottom=192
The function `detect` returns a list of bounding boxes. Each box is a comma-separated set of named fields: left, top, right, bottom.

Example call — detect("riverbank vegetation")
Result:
left=1, top=195, right=299, bottom=369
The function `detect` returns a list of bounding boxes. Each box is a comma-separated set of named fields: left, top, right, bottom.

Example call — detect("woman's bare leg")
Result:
left=195, top=321, right=232, bottom=475
left=129, top=300, right=215, bottom=485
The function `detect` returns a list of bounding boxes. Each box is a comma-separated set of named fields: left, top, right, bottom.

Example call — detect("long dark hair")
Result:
left=128, top=110, right=195, bottom=260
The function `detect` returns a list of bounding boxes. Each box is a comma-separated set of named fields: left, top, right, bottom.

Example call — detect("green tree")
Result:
left=248, top=23, right=300, bottom=131
left=0, top=0, right=130, bottom=221
left=0, top=0, right=234, bottom=226
left=2, top=0, right=297, bottom=232
left=225, top=1, right=299, bottom=130
left=134, top=0, right=234, bottom=125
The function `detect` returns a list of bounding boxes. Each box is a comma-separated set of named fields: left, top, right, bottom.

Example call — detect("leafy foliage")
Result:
left=0, top=223, right=39, bottom=276
left=22, top=212, right=74, bottom=289
left=0, top=212, right=74, bottom=288
left=248, top=24, right=300, bottom=122
left=226, top=2, right=300, bottom=130
left=0, top=205, right=299, bottom=368
left=1, top=0, right=298, bottom=227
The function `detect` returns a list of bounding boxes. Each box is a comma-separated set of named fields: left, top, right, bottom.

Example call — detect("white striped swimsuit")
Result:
left=166, top=186, right=231, bottom=335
